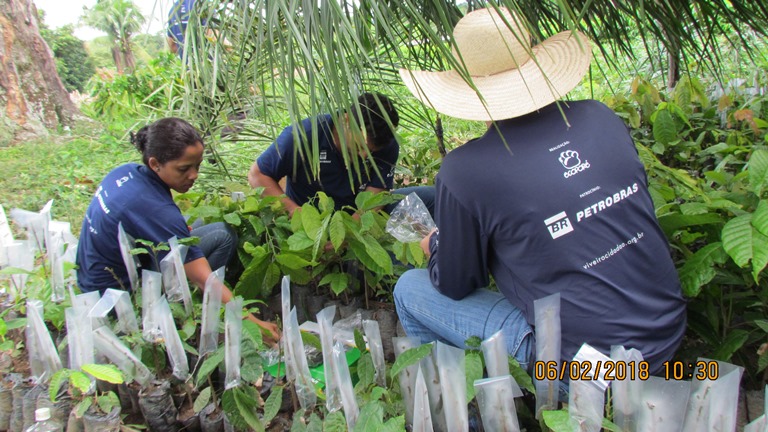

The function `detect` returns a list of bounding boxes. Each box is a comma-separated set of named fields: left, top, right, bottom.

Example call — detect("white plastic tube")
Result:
left=534, top=293, right=561, bottom=416
left=198, top=273, right=223, bottom=357
left=117, top=222, right=139, bottom=293
left=66, top=307, right=94, bottom=370
left=224, top=297, right=243, bottom=389
left=93, top=325, right=153, bottom=387
left=362, top=319, right=386, bottom=387
left=141, top=270, right=163, bottom=342
left=412, top=366, right=434, bottom=432
left=154, top=298, right=189, bottom=381
left=332, top=340, right=359, bottom=430
left=474, top=375, right=521, bottom=432
left=436, top=342, right=468, bottom=432
left=317, top=305, right=342, bottom=412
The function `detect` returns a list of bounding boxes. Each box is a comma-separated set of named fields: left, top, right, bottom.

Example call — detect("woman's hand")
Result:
left=247, top=314, right=281, bottom=347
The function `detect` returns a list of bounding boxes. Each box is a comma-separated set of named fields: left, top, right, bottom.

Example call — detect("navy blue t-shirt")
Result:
left=428, top=100, right=686, bottom=373
left=76, top=163, right=204, bottom=293
left=167, top=0, right=197, bottom=60
left=256, top=114, right=398, bottom=211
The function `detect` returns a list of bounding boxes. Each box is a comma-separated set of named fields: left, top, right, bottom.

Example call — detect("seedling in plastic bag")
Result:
left=386, top=192, right=436, bottom=243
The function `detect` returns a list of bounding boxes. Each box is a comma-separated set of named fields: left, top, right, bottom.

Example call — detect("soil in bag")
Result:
left=199, top=403, right=224, bottom=432
left=138, top=380, right=179, bottom=432
left=83, top=406, right=121, bottom=432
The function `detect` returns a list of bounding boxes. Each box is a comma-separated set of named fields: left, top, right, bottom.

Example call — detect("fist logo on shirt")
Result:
left=559, top=150, right=581, bottom=170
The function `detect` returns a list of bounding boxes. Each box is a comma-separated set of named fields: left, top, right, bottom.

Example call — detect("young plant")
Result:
left=49, top=363, right=124, bottom=418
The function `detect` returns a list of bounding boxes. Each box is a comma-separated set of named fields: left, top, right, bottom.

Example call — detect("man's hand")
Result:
left=247, top=314, right=281, bottom=347
left=420, top=228, right=437, bottom=257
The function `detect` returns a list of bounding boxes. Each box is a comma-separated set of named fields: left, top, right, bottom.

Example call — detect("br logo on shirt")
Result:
left=559, top=150, right=590, bottom=178
left=545, top=211, right=574, bottom=239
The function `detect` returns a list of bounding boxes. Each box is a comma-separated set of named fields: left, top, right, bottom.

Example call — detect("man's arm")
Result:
left=184, top=257, right=281, bottom=344
left=425, top=184, right=489, bottom=300
left=167, top=36, right=179, bottom=54
left=248, top=163, right=300, bottom=216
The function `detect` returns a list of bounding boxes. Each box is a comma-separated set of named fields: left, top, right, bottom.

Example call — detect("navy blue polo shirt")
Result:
left=427, top=100, right=686, bottom=373
left=167, top=0, right=197, bottom=60
left=256, top=114, right=398, bottom=211
left=76, top=163, right=203, bottom=294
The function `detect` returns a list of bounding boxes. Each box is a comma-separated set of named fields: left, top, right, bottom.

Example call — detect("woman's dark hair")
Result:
left=348, top=92, right=400, bottom=150
left=129, top=117, right=204, bottom=165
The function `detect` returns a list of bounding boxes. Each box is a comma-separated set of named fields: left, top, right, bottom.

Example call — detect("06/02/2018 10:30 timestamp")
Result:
left=533, top=360, right=720, bottom=381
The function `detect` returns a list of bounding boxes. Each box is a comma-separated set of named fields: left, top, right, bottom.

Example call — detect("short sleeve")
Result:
left=257, top=125, right=297, bottom=180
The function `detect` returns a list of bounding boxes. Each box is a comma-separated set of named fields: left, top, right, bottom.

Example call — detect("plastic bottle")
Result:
left=24, top=408, right=63, bottom=432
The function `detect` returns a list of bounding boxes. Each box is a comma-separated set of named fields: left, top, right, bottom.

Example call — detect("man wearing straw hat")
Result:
left=394, top=7, right=686, bottom=380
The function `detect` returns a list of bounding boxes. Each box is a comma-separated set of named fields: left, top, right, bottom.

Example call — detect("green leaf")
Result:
left=323, top=411, right=347, bottom=432
left=722, top=214, right=759, bottom=270
left=380, top=416, right=406, bottom=432
left=724, top=214, right=753, bottom=264
left=356, top=353, right=375, bottom=389
left=749, top=149, right=768, bottom=196
left=263, top=385, right=283, bottom=425
left=711, top=330, right=749, bottom=361
left=196, top=347, right=225, bottom=387
left=318, top=273, right=350, bottom=296
left=752, top=200, right=768, bottom=238
left=361, top=234, right=393, bottom=274
left=465, top=351, right=483, bottom=402
left=4, top=318, right=26, bottom=330
left=224, top=212, right=242, bottom=226
left=70, top=371, right=93, bottom=394
left=329, top=212, right=346, bottom=251
left=287, top=232, right=315, bottom=251
left=354, top=329, right=367, bottom=352
left=74, top=398, right=92, bottom=418
left=755, top=319, right=768, bottom=334
left=193, top=386, right=211, bottom=413
left=678, top=242, right=727, bottom=297
left=276, top=253, right=313, bottom=270
left=509, top=357, right=535, bottom=394
left=0, top=319, right=6, bottom=338
left=353, top=401, right=385, bottom=432
left=242, top=320, right=264, bottom=348
left=541, top=409, right=571, bottom=432
left=49, top=369, right=72, bottom=401
left=360, top=212, right=375, bottom=233
left=300, top=331, right=322, bottom=351
left=652, top=109, right=679, bottom=145
left=0, top=267, right=34, bottom=275
left=291, top=411, right=307, bottom=432
left=602, top=417, right=623, bottom=431
left=300, top=204, right=323, bottom=239
left=390, top=344, right=433, bottom=380
left=234, top=387, right=265, bottom=432
left=97, top=391, right=120, bottom=414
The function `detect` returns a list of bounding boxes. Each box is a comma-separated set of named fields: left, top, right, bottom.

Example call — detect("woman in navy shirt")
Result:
left=76, top=117, right=279, bottom=342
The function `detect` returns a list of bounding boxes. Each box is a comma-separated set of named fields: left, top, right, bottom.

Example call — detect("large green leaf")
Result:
left=275, top=253, right=312, bottom=269
left=748, top=149, right=768, bottom=196
left=193, top=387, right=211, bottom=413
left=329, top=211, right=346, bottom=251
left=657, top=213, right=723, bottom=238
left=361, top=234, right=393, bottom=274
left=723, top=213, right=768, bottom=280
left=652, top=109, right=678, bottom=145
left=352, top=401, right=385, bottom=432
left=49, top=369, right=72, bottom=401
left=751, top=200, right=768, bottom=238
left=263, top=385, right=283, bottom=425
left=323, top=411, right=347, bottom=432
left=196, top=348, right=225, bottom=387
left=710, top=330, right=749, bottom=361
left=390, top=344, right=433, bottom=379
left=83, top=363, right=124, bottom=384
left=300, top=204, right=323, bottom=239
left=465, top=351, right=483, bottom=402
left=678, top=242, right=727, bottom=297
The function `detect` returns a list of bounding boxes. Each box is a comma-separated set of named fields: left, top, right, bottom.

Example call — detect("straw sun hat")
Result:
left=399, top=7, right=593, bottom=121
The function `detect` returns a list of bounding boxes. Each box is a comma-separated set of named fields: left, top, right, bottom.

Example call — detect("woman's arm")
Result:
left=185, top=257, right=281, bottom=345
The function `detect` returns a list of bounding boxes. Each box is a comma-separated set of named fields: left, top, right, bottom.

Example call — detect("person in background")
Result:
left=167, top=0, right=197, bottom=60
left=76, top=117, right=280, bottom=343
left=394, top=7, right=686, bottom=379
left=248, top=92, right=435, bottom=217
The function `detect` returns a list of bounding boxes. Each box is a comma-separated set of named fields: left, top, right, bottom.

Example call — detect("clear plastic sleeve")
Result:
left=224, top=297, right=243, bottom=389
left=280, top=276, right=296, bottom=381
left=332, top=340, right=359, bottom=430
left=682, top=359, right=743, bottom=431
left=534, top=293, right=561, bottom=416
left=610, top=345, right=644, bottom=431
left=160, top=237, right=192, bottom=314
left=636, top=377, right=691, bottom=432
left=419, top=348, right=448, bottom=432
left=412, top=366, right=434, bottom=432
left=66, top=307, right=94, bottom=370
left=385, top=192, right=436, bottom=243
left=93, top=326, right=153, bottom=387
left=474, top=375, right=521, bottom=432
left=393, top=337, right=421, bottom=426
left=568, top=344, right=611, bottom=432
left=88, top=288, right=139, bottom=335
left=154, top=298, right=189, bottom=381
left=199, top=273, right=223, bottom=357
left=317, top=305, right=342, bottom=412
left=117, top=222, right=140, bottom=293
left=141, top=270, right=163, bottom=342
left=25, top=300, right=62, bottom=383
left=362, top=320, right=387, bottom=387
left=436, top=342, right=468, bottom=432
left=286, top=307, right=317, bottom=409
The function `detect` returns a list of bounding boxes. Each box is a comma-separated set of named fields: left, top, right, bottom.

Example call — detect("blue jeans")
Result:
left=387, top=186, right=436, bottom=219
left=190, top=222, right=238, bottom=272
left=394, top=269, right=534, bottom=370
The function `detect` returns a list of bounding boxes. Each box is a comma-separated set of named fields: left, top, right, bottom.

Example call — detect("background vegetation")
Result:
left=3, top=0, right=768, bottom=429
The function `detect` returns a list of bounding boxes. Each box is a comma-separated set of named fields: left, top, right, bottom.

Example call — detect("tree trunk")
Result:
left=0, top=0, right=80, bottom=146
left=122, top=44, right=136, bottom=74
left=111, top=45, right=124, bottom=74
